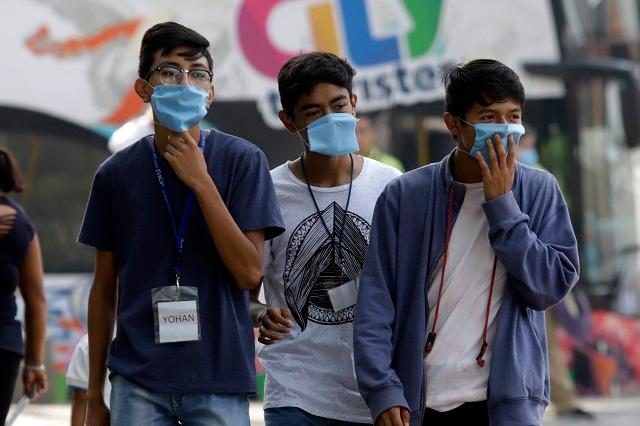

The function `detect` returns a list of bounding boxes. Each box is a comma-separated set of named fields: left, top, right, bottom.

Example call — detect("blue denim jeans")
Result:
left=110, top=374, right=249, bottom=426
left=264, top=407, right=371, bottom=426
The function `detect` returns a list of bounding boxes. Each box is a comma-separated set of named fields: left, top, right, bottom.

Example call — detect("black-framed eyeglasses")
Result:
left=146, top=66, right=213, bottom=89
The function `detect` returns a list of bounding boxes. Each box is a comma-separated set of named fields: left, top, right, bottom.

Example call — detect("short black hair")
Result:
left=138, top=22, right=213, bottom=79
left=0, top=147, right=25, bottom=193
left=442, top=59, right=525, bottom=119
left=278, top=52, right=356, bottom=118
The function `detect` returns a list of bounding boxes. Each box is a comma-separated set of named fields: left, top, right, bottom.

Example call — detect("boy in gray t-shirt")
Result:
left=250, top=52, right=401, bottom=425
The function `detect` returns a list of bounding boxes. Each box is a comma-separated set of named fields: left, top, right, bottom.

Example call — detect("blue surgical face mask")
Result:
left=296, top=113, right=359, bottom=157
left=458, top=117, right=526, bottom=165
left=517, top=148, right=540, bottom=166
left=150, top=84, right=209, bottom=132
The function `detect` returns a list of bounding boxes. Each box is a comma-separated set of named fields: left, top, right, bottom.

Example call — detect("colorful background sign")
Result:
left=2, top=0, right=562, bottom=128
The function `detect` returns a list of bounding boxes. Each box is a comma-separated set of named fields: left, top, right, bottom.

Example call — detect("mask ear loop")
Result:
left=283, top=116, right=310, bottom=151
left=454, top=116, right=476, bottom=153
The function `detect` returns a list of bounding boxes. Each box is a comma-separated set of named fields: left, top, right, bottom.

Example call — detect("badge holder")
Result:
left=328, top=261, right=360, bottom=312
left=152, top=281, right=201, bottom=344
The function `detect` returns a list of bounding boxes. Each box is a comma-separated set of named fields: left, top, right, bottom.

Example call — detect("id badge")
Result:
left=328, top=276, right=360, bottom=312
left=151, top=286, right=201, bottom=344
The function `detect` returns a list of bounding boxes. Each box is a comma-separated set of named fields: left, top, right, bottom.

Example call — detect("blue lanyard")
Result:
left=149, top=131, right=206, bottom=286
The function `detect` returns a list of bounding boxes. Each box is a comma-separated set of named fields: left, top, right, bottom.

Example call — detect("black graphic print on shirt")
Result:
left=283, top=201, right=370, bottom=331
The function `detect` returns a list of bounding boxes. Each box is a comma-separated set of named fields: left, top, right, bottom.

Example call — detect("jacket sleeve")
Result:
left=482, top=176, right=579, bottom=310
left=354, top=185, right=410, bottom=421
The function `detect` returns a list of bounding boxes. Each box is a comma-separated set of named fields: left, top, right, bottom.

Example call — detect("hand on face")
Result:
left=164, top=132, right=210, bottom=190
left=476, top=134, right=517, bottom=201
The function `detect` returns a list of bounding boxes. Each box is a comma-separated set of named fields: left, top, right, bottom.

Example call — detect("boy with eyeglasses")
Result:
left=250, top=52, right=401, bottom=425
left=354, top=59, right=579, bottom=426
left=79, top=22, right=284, bottom=425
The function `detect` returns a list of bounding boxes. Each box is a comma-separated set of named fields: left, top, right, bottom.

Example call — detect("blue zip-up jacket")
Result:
left=354, top=151, right=579, bottom=425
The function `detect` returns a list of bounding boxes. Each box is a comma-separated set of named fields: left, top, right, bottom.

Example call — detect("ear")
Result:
left=443, top=112, right=462, bottom=140
left=134, top=78, right=153, bottom=103
left=350, top=93, right=358, bottom=115
left=206, top=84, right=215, bottom=109
left=279, top=110, right=298, bottom=134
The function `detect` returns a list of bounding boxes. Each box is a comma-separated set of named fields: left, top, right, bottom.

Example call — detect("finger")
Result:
left=281, top=308, right=293, bottom=321
left=37, top=374, right=48, bottom=394
left=265, top=308, right=291, bottom=329
left=165, top=142, right=179, bottom=156
left=495, top=133, right=507, bottom=169
left=507, top=135, right=517, bottom=166
left=401, top=408, right=411, bottom=426
left=176, top=131, right=197, bottom=146
left=163, top=151, right=175, bottom=165
left=376, top=412, right=391, bottom=426
left=486, top=138, right=498, bottom=170
left=268, top=308, right=292, bottom=328
left=262, top=314, right=290, bottom=333
left=378, top=408, right=399, bottom=426
left=475, top=152, right=491, bottom=179
left=31, top=385, right=40, bottom=400
left=257, top=335, right=277, bottom=345
left=168, top=134, right=188, bottom=149
left=389, top=408, right=404, bottom=426
left=259, top=324, right=282, bottom=341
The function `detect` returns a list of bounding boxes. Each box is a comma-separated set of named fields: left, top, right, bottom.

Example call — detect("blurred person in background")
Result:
left=516, top=127, right=541, bottom=168
left=517, top=130, right=594, bottom=421
left=107, top=106, right=154, bottom=154
left=356, top=115, right=404, bottom=172
left=79, top=22, right=283, bottom=426
left=66, top=334, right=112, bottom=426
left=354, top=59, right=579, bottom=426
left=0, top=147, right=47, bottom=425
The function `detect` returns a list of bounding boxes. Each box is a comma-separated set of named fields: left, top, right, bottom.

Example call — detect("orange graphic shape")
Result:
left=309, top=3, right=341, bottom=55
left=26, top=19, right=142, bottom=57
left=25, top=20, right=146, bottom=125
left=103, top=85, right=145, bottom=125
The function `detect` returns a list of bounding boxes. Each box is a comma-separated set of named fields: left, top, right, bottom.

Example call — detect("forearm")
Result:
left=70, top=391, right=88, bottom=426
left=23, top=295, right=47, bottom=365
left=484, top=192, right=579, bottom=309
left=87, top=283, right=115, bottom=398
left=193, top=177, right=263, bottom=290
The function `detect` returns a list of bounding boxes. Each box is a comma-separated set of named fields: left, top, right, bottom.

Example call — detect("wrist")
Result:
left=87, top=389, right=104, bottom=401
left=250, top=300, right=269, bottom=327
left=23, top=363, right=46, bottom=372
left=192, top=174, right=215, bottom=196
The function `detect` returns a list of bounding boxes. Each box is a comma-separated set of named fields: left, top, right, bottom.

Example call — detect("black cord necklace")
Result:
left=300, top=153, right=354, bottom=267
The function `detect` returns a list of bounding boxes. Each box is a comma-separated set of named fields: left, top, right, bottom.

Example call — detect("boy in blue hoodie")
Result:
left=353, top=59, right=579, bottom=426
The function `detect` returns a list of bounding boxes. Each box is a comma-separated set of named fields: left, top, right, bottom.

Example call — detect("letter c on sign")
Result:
left=238, top=0, right=293, bottom=79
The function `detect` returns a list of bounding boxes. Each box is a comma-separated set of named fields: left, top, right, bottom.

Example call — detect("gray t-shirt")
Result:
left=259, top=157, right=401, bottom=422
